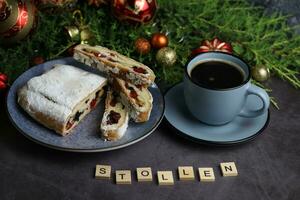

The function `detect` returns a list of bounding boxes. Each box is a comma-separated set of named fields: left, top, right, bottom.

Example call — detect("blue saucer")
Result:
left=164, top=83, right=269, bottom=145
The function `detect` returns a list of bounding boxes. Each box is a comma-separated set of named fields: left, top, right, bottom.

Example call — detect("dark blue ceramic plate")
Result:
left=7, top=58, right=165, bottom=152
left=164, top=82, right=269, bottom=146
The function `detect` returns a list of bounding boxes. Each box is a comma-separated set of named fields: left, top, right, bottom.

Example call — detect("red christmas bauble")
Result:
left=0, top=0, right=37, bottom=45
left=191, top=38, right=233, bottom=57
left=112, top=0, right=157, bottom=24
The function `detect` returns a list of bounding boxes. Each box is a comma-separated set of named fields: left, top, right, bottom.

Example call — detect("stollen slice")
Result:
left=73, top=44, right=155, bottom=86
left=112, top=78, right=153, bottom=123
left=101, top=89, right=129, bottom=141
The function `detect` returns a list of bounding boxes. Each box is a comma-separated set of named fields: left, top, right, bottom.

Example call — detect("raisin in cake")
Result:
left=18, top=64, right=107, bottom=136
left=112, top=78, right=153, bottom=123
left=101, top=89, right=129, bottom=141
left=73, top=44, right=155, bottom=86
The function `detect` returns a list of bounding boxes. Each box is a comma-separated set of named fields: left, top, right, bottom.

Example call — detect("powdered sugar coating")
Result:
left=27, top=64, right=107, bottom=110
left=18, top=64, right=107, bottom=124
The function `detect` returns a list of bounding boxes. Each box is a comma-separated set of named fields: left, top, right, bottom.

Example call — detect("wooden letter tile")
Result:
left=157, top=171, right=174, bottom=185
left=178, top=166, right=195, bottom=181
left=137, top=167, right=153, bottom=182
left=116, top=170, right=132, bottom=184
left=198, top=168, right=215, bottom=182
left=95, top=165, right=111, bottom=179
left=220, top=162, right=238, bottom=177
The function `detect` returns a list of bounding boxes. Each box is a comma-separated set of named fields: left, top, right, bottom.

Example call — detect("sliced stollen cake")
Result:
left=73, top=44, right=155, bottom=86
left=111, top=78, right=153, bottom=123
left=18, top=64, right=107, bottom=136
left=101, top=89, right=129, bottom=141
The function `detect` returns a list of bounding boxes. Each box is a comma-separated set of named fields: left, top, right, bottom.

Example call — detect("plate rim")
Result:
left=164, top=82, right=270, bottom=146
left=6, top=58, right=165, bottom=153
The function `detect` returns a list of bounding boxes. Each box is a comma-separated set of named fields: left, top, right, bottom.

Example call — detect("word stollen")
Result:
left=95, top=162, right=238, bottom=185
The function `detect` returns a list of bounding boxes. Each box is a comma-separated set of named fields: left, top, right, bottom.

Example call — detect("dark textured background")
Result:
left=1, top=1, right=300, bottom=200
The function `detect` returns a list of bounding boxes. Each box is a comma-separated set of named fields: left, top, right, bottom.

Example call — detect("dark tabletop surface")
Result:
left=1, top=1, right=300, bottom=200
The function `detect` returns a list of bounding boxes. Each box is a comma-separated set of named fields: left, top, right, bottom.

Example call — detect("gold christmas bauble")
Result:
left=80, top=28, right=93, bottom=44
left=151, top=33, right=168, bottom=49
left=64, top=25, right=80, bottom=40
left=156, top=47, right=177, bottom=67
left=251, top=65, right=270, bottom=82
left=135, top=37, right=151, bottom=55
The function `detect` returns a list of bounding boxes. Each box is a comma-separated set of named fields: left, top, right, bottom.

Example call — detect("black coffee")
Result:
left=190, top=61, right=245, bottom=89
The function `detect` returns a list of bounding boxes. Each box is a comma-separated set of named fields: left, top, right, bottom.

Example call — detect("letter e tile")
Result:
left=198, top=168, right=215, bottom=182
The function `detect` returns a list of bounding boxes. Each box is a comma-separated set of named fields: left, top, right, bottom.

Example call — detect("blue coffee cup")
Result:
left=184, top=52, right=270, bottom=125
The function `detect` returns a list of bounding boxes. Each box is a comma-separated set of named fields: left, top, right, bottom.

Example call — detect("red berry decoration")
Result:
left=112, top=0, right=157, bottom=24
left=191, top=38, right=233, bottom=57
left=0, top=73, right=8, bottom=83
left=0, top=73, right=8, bottom=90
left=0, top=81, right=6, bottom=90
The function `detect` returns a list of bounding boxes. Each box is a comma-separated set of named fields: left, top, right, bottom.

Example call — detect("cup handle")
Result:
left=238, top=84, right=270, bottom=118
